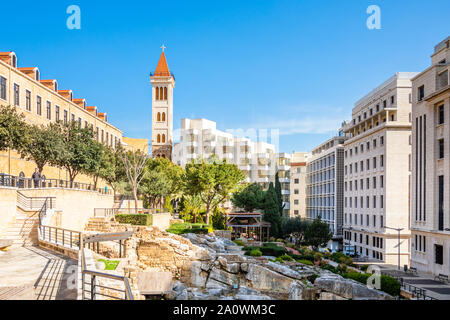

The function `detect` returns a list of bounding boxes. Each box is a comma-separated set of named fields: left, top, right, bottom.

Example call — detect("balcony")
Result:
left=186, top=141, right=198, bottom=147
left=279, top=178, right=290, bottom=183
left=281, top=189, right=290, bottom=195
left=283, top=202, right=290, bottom=210
left=278, top=165, right=290, bottom=171
left=239, top=165, right=251, bottom=171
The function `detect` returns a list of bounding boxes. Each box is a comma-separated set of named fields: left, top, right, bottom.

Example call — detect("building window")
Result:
left=164, top=87, right=168, bottom=100
left=380, top=136, right=384, bottom=145
left=64, top=110, right=68, bottom=124
left=36, top=96, right=42, bottom=115
left=162, top=134, right=166, bottom=143
left=46, top=101, right=51, bottom=120
left=438, top=175, right=444, bottom=231
left=0, top=76, right=6, bottom=100
left=155, top=87, right=160, bottom=100
left=373, top=157, right=377, bottom=169
left=439, top=139, right=444, bottom=159
left=391, top=95, right=395, bottom=105
left=55, top=106, right=60, bottom=122
left=157, top=134, right=161, bottom=143
left=294, top=179, right=299, bottom=184
left=162, top=112, right=166, bottom=121
left=380, top=155, right=384, bottom=167
left=373, top=196, right=377, bottom=208
left=438, top=105, right=444, bottom=125
left=418, top=85, right=425, bottom=101
left=435, top=245, right=443, bottom=265
left=380, top=195, right=384, bottom=209
left=294, top=189, right=299, bottom=195
left=25, top=90, right=31, bottom=111
left=380, top=175, right=384, bottom=188
left=157, top=112, right=161, bottom=121
left=14, top=83, right=19, bottom=106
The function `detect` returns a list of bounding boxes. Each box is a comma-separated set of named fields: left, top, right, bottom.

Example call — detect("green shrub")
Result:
left=307, top=274, right=319, bottom=283
left=297, top=259, right=314, bottom=266
left=233, top=240, right=245, bottom=246
left=360, top=265, right=370, bottom=272
left=279, top=254, right=294, bottom=262
left=115, top=214, right=152, bottom=226
left=342, top=272, right=401, bottom=297
left=330, top=252, right=354, bottom=266
left=250, top=249, right=262, bottom=257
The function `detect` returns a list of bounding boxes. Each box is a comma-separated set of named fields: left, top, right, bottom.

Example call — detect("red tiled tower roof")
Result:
left=154, top=51, right=170, bottom=77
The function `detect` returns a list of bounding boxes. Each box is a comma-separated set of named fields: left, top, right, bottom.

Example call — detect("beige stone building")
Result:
left=342, top=72, right=417, bottom=265
left=0, top=51, right=147, bottom=185
left=410, top=37, right=450, bottom=276
left=289, top=152, right=309, bottom=218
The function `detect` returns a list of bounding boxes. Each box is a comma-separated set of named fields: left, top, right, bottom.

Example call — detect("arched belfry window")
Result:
left=162, top=112, right=166, bottom=122
left=162, top=134, right=166, bottom=143
left=156, top=87, right=159, bottom=100
left=157, top=134, right=161, bottom=143
left=164, top=87, right=168, bottom=100
left=157, top=112, right=161, bottom=122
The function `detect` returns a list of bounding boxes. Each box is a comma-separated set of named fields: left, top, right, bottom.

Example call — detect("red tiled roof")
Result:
left=154, top=51, right=170, bottom=77
left=290, top=162, right=307, bottom=166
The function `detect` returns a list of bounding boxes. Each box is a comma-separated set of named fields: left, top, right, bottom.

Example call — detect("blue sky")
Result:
left=1, top=0, right=449, bottom=153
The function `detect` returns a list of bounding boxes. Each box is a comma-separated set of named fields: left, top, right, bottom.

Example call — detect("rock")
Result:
left=314, top=275, right=394, bottom=300
left=320, top=292, right=347, bottom=300
left=245, top=264, right=296, bottom=294
left=237, top=286, right=261, bottom=296
left=175, top=289, right=188, bottom=300
left=288, top=281, right=306, bottom=300
left=240, top=263, right=249, bottom=273
left=173, top=281, right=186, bottom=293
left=183, top=261, right=208, bottom=287
left=206, top=279, right=232, bottom=290
left=209, top=267, right=239, bottom=287
left=217, top=256, right=228, bottom=268
left=266, top=261, right=304, bottom=280
left=224, top=263, right=240, bottom=274
left=236, top=294, right=273, bottom=300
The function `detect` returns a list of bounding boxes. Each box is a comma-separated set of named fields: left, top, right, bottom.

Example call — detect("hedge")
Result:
left=342, top=272, right=401, bottom=297
left=250, top=249, right=262, bottom=257
left=166, top=223, right=212, bottom=235
left=115, top=214, right=152, bottom=226
left=243, top=243, right=287, bottom=257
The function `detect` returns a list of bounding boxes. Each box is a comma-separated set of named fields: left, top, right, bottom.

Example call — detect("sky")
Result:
left=1, top=0, right=449, bottom=153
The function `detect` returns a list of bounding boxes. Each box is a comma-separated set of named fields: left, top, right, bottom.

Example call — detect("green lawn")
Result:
left=98, top=259, right=120, bottom=271
left=167, top=222, right=211, bottom=235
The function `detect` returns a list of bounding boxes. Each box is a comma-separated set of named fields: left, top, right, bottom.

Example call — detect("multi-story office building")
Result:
left=306, top=136, right=346, bottom=251
left=411, top=37, right=450, bottom=276
left=342, top=72, right=417, bottom=265
left=0, top=51, right=146, bottom=184
left=289, top=152, right=309, bottom=218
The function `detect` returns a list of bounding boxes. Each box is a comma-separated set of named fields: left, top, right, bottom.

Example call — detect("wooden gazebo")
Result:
left=226, top=212, right=271, bottom=242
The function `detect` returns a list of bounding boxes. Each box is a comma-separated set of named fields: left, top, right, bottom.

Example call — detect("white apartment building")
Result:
left=411, top=37, right=450, bottom=277
left=173, top=118, right=277, bottom=188
left=306, top=136, right=346, bottom=251
left=290, top=152, right=310, bottom=218
left=342, top=72, right=417, bottom=265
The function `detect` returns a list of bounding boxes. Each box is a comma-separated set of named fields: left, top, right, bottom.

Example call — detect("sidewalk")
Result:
left=378, top=264, right=450, bottom=300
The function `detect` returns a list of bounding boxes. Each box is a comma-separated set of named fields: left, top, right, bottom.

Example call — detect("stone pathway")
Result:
left=378, top=264, right=450, bottom=300
left=0, top=246, right=77, bottom=300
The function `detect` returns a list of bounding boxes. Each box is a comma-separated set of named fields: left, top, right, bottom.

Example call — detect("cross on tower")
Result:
left=161, top=44, right=166, bottom=52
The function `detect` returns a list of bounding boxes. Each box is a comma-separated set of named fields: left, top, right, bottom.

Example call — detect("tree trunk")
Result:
left=205, top=203, right=211, bottom=225
left=132, top=185, right=138, bottom=212
left=93, top=176, right=98, bottom=189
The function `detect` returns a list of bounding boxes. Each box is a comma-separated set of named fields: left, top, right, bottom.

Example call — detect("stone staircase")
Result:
left=85, top=216, right=132, bottom=233
left=5, top=212, right=39, bottom=247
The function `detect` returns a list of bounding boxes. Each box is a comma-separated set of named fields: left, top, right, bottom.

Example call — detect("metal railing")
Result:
left=80, top=236, right=133, bottom=300
left=400, top=280, right=438, bottom=300
left=94, top=208, right=162, bottom=217
left=39, top=225, right=82, bottom=249
left=17, top=191, right=56, bottom=211
left=0, top=173, right=112, bottom=195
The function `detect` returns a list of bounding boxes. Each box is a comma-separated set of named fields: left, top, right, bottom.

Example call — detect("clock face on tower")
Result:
left=150, top=46, right=174, bottom=161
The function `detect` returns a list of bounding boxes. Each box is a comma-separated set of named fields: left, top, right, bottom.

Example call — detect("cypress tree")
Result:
left=263, top=182, right=281, bottom=237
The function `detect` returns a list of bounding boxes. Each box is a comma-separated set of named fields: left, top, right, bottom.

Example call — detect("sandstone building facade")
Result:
left=410, top=37, right=450, bottom=276
left=341, top=72, right=417, bottom=265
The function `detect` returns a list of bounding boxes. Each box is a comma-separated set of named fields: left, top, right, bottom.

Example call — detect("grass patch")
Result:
left=233, top=239, right=245, bottom=246
left=167, top=223, right=212, bottom=235
left=98, top=259, right=120, bottom=271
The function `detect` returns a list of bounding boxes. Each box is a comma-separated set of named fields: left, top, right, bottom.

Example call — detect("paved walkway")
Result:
left=378, top=264, right=450, bottom=300
left=0, top=246, right=77, bottom=300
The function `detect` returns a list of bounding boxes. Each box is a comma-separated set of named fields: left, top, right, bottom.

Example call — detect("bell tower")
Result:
left=150, top=45, right=174, bottom=160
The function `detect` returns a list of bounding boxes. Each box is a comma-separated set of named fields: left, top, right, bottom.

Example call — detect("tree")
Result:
left=54, top=121, right=98, bottom=183
left=274, top=172, right=284, bottom=216
left=211, top=206, right=227, bottom=230
left=141, top=169, right=170, bottom=209
left=231, top=183, right=265, bottom=212
left=281, top=217, right=311, bottom=243
left=83, top=140, right=104, bottom=189
left=0, top=105, right=30, bottom=152
left=20, top=123, right=64, bottom=174
left=184, top=160, right=245, bottom=225
left=179, top=194, right=205, bottom=223
left=120, top=149, right=147, bottom=210
left=304, top=217, right=333, bottom=250
left=263, top=182, right=282, bottom=237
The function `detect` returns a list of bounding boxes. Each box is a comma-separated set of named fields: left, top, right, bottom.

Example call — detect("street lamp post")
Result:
left=384, top=226, right=404, bottom=270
